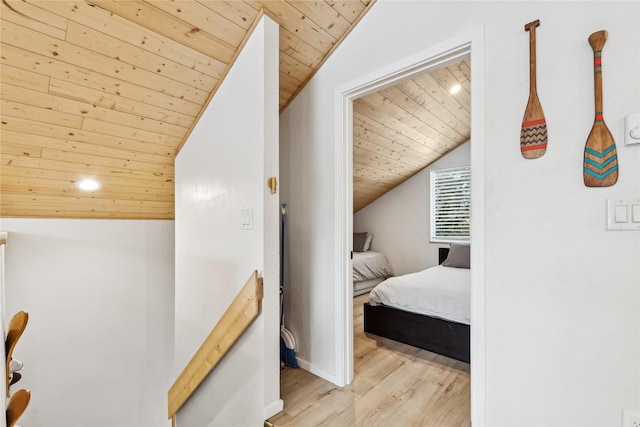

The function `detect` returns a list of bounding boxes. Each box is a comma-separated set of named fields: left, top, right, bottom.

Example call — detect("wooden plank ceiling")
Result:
left=0, top=0, right=374, bottom=219
left=353, top=57, right=471, bottom=212
left=1, top=1, right=468, bottom=219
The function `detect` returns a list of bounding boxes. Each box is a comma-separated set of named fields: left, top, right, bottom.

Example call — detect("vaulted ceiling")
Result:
left=0, top=0, right=374, bottom=219
left=353, top=57, right=470, bottom=212
left=0, top=0, right=468, bottom=220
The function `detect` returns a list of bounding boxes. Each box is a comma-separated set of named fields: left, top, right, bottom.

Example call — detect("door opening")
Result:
left=334, top=31, right=486, bottom=423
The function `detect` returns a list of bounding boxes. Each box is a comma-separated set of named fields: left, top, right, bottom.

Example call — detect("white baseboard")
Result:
left=263, top=399, right=284, bottom=420
left=295, top=357, right=340, bottom=386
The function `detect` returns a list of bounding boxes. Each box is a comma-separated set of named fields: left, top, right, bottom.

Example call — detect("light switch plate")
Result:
left=626, top=113, right=640, bottom=146
left=632, top=205, right=640, bottom=223
left=607, top=199, right=640, bottom=231
left=614, top=205, right=628, bottom=223
left=240, top=208, right=253, bottom=230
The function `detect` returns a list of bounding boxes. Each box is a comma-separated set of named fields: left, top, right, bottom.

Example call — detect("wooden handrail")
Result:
left=168, top=271, right=263, bottom=419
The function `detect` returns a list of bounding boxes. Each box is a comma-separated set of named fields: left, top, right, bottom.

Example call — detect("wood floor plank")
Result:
left=268, top=293, right=470, bottom=427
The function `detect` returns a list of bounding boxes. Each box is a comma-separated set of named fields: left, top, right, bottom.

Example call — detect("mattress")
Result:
left=369, top=265, right=470, bottom=325
left=353, top=251, right=393, bottom=282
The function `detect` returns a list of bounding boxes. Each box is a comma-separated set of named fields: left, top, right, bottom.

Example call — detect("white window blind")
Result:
left=430, top=165, right=471, bottom=242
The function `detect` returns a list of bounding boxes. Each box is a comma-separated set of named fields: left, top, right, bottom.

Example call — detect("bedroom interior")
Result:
left=352, top=55, right=470, bottom=326
left=349, top=56, right=472, bottom=416
left=265, top=27, right=474, bottom=427
left=351, top=55, right=470, bottom=313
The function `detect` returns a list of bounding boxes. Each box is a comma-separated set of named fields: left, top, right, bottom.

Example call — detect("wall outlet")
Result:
left=623, top=409, right=640, bottom=427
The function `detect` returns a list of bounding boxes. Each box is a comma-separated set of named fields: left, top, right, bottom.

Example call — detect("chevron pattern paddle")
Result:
left=584, top=30, right=618, bottom=187
left=521, top=20, right=548, bottom=159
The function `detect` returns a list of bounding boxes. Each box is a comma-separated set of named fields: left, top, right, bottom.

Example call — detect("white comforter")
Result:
left=353, top=251, right=393, bottom=282
left=369, top=265, right=470, bottom=325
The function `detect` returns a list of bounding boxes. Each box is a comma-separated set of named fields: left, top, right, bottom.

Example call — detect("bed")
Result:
left=363, top=244, right=470, bottom=363
left=353, top=250, right=394, bottom=296
left=352, top=232, right=393, bottom=296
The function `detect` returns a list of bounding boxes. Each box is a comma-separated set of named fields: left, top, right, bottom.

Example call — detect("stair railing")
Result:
left=167, top=270, right=263, bottom=421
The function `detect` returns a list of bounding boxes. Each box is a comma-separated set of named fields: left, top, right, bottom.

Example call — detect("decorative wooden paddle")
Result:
left=583, top=30, right=618, bottom=187
left=6, top=388, right=30, bottom=427
left=5, top=311, right=28, bottom=397
left=521, top=20, right=548, bottom=159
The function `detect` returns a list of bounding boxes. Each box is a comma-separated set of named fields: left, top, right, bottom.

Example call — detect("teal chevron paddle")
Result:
left=583, top=30, right=618, bottom=187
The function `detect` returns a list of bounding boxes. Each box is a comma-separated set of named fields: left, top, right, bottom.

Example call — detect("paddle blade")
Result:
left=584, top=121, right=618, bottom=187
left=520, top=94, right=548, bottom=159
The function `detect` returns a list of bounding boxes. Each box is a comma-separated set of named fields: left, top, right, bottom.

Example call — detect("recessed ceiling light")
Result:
left=75, top=179, right=102, bottom=192
left=449, top=84, right=462, bottom=94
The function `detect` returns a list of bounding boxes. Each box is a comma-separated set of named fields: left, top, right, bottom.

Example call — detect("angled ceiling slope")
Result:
left=0, top=0, right=374, bottom=219
left=353, top=57, right=471, bottom=213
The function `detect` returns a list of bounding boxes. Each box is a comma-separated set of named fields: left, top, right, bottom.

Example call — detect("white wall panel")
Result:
left=0, top=218, right=174, bottom=427
left=174, top=15, right=281, bottom=426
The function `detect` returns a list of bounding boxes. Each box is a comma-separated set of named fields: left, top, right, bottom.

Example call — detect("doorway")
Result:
left=334, top=32, right=486, bottom=423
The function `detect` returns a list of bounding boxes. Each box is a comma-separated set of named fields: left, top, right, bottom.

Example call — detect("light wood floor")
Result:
left=268, top=293, right=470, bottom=427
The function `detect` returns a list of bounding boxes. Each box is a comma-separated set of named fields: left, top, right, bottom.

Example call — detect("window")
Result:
left=430, top=165, right=471, bottom=242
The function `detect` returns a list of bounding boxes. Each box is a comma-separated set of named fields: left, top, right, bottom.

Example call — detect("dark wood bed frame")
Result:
left=363, top=247, right=470, bottom=363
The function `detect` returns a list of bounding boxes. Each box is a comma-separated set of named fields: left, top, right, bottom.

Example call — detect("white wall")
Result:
left=280, top=1, right=640, bottom=425
left=174, top=16, right=281, bottom=426
left=354, top=141, right=470, bottom=275
left=0, top=218, right=174, bottom=427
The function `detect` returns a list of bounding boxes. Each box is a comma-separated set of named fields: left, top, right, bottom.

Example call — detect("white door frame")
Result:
left=333, top=28, right=486, bottom=424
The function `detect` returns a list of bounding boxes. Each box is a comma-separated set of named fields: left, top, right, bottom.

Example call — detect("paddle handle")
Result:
left=525, top=20, right=540, bottom=93
left=589, top=30, right=607, bottom=118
